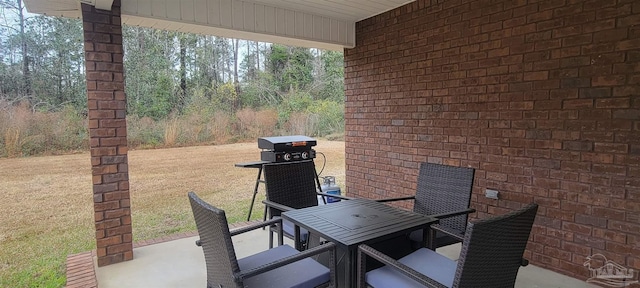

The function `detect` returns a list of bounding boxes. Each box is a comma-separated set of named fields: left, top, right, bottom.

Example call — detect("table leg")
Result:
left=294, top=225, right=301, bottom=251
left=426, top=226, right=435, bottom=250
left=345, top=248, right=356, bottom=288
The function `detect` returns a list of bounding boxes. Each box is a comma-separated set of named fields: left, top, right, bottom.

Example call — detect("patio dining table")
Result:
left=282, top=198, right=438, bottom=287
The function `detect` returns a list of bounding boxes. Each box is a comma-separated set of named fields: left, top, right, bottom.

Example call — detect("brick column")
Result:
left=81, top=0, right=133, bottom=267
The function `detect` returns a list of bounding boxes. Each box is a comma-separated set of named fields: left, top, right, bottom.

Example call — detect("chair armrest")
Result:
left=375, top=196, right=416, bottom=203
left=430, top=208, right=476, bottom=219
left=235, top=242, right=337, bottom=282
left=197, top=218, right=284, bottom=246
left=430, top=225, right=465, bottom=242
left=262, top=200, right=294, bottom=213
left=316, top=192, right=354, bottom=201
left=357, top=244, right=447, bottom=288
left=230, top=217, right=283, bottom=237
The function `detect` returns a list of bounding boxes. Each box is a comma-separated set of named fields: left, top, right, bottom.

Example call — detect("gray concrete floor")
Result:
left=96, top=228, right=595, bottom=288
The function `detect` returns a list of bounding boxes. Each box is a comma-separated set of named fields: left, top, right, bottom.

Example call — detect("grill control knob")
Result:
left=301, top=151, right=309, bottom=159
left=283, top=153, right=292, bottom=161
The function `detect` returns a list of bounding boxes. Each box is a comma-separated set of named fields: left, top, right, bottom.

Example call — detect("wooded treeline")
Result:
left=0, top=1, right=345, bottom=157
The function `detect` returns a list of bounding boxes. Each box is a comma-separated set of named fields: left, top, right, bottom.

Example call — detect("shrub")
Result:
left=50, top=106, right=88, bottom=152
left=163, top=118, right=179, bottom=147
left=0, top=101, right=87, bottom=157
left=236, top=108, right=278, bottom=138
left=0, top=93, right=344, bottom=157
left=209, top=111, right=231, bottom=144
left=306, top=100, right=344, bottom=136
left=127, top=115, right=163, bottom=148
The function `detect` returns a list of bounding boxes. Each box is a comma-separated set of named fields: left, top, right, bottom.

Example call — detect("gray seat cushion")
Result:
left=283, top=219, right=309, bottom=242
left=239, top=244, right=330, bottom=288
left=366, top=248, right=457, bottom=288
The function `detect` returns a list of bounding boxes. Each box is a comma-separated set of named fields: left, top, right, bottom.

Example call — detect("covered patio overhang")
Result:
left=24, top=0, right=640, bottom=284
left=24, top=0, right=413, bottom=51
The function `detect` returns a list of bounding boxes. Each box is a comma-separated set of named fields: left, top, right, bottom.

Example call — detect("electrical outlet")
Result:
left=485, top=189, right=499, bottom=200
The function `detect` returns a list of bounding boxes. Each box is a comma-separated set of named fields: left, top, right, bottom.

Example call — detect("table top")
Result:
left=282, top=198, right=437, bottom=248
left=234, top=160, right=270, bottom=168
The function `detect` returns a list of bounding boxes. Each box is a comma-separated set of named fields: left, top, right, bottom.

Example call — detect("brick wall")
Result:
left=344, top=0, right=639, bottom=279
left=81, top=0, right=133, bottom=267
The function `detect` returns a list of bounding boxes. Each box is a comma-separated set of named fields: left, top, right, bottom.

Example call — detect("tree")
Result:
left=265, top=45, right=314, bottom=93
left=0, top=0, right=31, bottom=95
left=317, top=50, right=344, bottom=102
left=122, top=26, right=178, bottom=119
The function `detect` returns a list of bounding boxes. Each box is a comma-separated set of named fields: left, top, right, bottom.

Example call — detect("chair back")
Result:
left=453, top=203, right=539, bottom=287
left=263, top=160, right=319, bottom=217
left=414, top=162, right=475, bottom=234
left=188, top=192, right=241, bottom=288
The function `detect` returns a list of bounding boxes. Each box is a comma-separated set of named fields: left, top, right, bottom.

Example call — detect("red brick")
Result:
left=580, top=64, right=613, bottom=77
left=561, top=161, right=591, bottom=172
left=582, top=153, right=614, bottom=164
left=104, top=191, right=127, bottom=201
left=85, top=51, right=112, bottom=61
left=563, top=99, right=593, bottom=109
left=561, top=34, right=592, bottom=47
left=591, top=75, right=626, bottom=87
left=592, top=164, right=626, bottom=176
left=594, top=143, right=628, bottom=154
left=565, top=12, right=596, bottom=26
left=97, top=100, right=126, bottom=110
left=535, top=39, right=562, bottom=51
left=526, top=9, right=552, bottom=22
left=614, top=63, right=640, bottom=75
left=595, top=98, right=630, bottom=108
left=617, top=14, right=640, bottom=27
left=523, top=71, right=548, bottom=81
left=90, top=147, right=117, bottom=157
left=616, top=38, right=640, bottom=51
left=612, top=110, right=640, bottom=120
left=580, top=109, right=612, bottom=119
left=88, top=91, right=114, bottom=100
left=106, top=225, right=132, bottom=237
left=96, top=235, right=122, bottom=248
left=594, top=29, right=629, bottom=44
left=584, top=0, right=617, bottom=11
left=613, top=86, right=640, bottom=97
left=592, top=207, right=625, bottom=221
left=88, top=109, right=115, bottom=119
left=579, top=88, right=612, bottom=98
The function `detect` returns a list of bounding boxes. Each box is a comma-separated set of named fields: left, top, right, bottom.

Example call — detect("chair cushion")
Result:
left=238, top=244, right=330, bottom=288
left=283, top=220, right=309, bottom=242
left=366, top=248, right=457, bottom=288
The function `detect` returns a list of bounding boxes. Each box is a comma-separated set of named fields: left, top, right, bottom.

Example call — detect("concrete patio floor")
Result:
left=91, top=227, right=596, bottom=288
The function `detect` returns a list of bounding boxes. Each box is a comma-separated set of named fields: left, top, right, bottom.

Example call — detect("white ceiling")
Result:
left=23, top=0, right=413, bottom=50
left=246, top=0, right=412, bottom=22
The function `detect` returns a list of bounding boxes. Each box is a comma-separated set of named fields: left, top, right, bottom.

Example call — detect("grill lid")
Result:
left=258, top=135, right=317, bottom=151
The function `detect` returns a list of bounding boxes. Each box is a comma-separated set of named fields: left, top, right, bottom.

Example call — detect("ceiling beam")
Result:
left=78, top=0, right=113, bottom=11
left=94, top=0, right=113, bottom=11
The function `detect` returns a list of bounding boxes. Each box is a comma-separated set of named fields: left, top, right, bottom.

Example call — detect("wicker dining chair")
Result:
left=261, top=160, right=320, bottom=249
left=378, top=162, right=476, bottom=249
left=357, top=203, right=538, bottom=288
left=188, top=192, right=336, bottom=288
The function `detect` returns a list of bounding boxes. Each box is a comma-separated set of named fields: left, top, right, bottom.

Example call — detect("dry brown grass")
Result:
left=0, top=140, right=345, bottom=287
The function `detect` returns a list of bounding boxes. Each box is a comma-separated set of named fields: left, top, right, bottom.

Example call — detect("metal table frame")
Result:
left=282, top=198, right=438, bottom=287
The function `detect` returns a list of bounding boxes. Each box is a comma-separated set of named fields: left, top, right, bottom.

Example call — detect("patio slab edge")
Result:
left=65, top=220, right=260, bottom=288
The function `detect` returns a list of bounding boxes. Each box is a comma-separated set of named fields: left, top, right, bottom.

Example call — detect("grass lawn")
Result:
left=0, top=141, right=346, bottom=288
